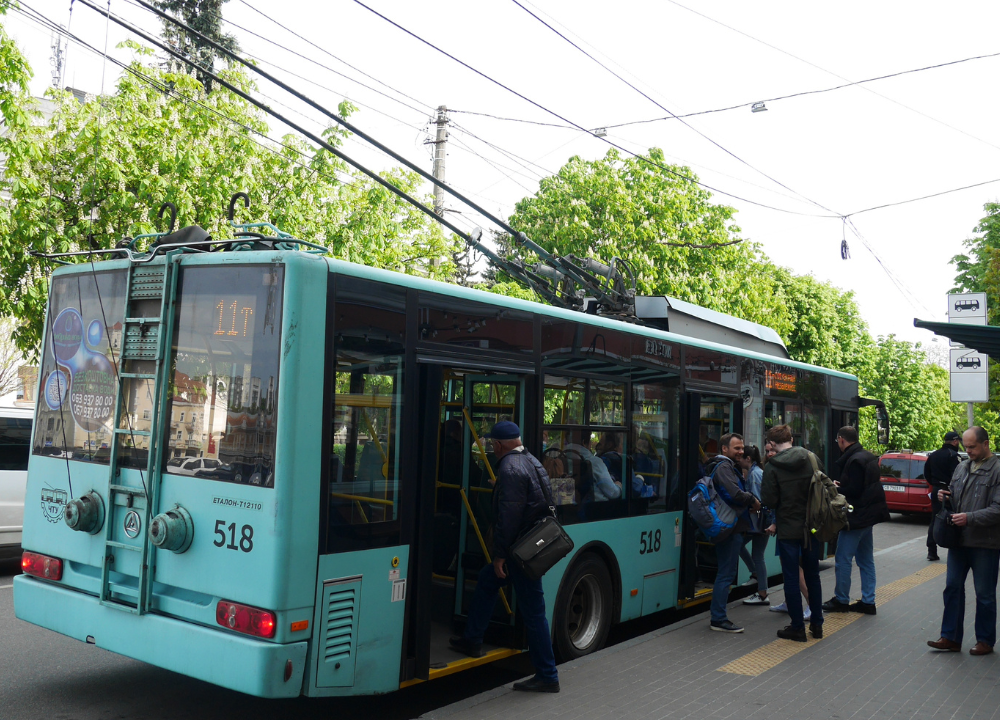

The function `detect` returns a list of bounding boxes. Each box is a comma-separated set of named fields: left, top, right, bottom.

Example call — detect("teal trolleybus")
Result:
left=14, top=234, right=887, bottom=698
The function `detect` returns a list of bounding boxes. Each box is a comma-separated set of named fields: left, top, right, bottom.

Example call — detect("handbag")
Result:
left=932, top=497, right=962, bottom=549
left=509, top=469, right=575, bottom=581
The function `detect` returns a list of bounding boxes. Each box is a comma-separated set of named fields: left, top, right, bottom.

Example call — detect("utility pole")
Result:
left=430, top=105, right=448, bottom=216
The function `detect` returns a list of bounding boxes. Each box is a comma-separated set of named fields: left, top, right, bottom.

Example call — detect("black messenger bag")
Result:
left=510, top=473, right=574, bottom=581
left=932, top=496, right=962, bottom=550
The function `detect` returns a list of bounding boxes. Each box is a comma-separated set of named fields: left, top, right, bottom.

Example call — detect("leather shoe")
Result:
left=970, top=642, right=994, bottom=656
left=927, top=637, right=961, bottom=652
left=513, top=676, right=560, bottom=693
left=850, top=600, right=877, bottom=615
left=449, top=636, right=484, bottom=658
left=777, top=625, right=807, bottom=642
left=810, top=623, right=823, bottom=639
left=928, top=552, right=940, bottom=561
left=822, top=597, right=852, bottom=612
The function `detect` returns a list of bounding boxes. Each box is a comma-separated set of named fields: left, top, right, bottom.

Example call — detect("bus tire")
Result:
left=553, top=554, right=613, bottom=661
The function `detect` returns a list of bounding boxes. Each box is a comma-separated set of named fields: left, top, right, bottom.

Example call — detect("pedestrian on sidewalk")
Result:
left=925, top=431, right=962, bottom=561
left=705, top=433, right=762, bottom=634
left=449, top=421, right=560, bottom=692
left=823, top=426, right=889, bottom=616
left=928, top=426, right=1000, bottom=657
left=739, top=445, right=773, bottom=606
left=761, top=424, right=825, bottom=642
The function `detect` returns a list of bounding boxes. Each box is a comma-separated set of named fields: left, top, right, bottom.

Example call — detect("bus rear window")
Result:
left=165, top=265, right=283, bottom=486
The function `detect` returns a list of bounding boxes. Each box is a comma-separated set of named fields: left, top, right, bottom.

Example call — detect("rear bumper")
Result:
left=13, top=575, right=308, bottom=698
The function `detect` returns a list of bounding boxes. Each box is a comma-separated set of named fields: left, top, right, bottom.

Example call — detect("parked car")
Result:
left=879, top=451, right=931, bottom=514
left=0, top=406, right=32, bottom=560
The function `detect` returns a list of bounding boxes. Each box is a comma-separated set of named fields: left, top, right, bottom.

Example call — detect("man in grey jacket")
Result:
left=928, top=427, right=1000, bottom=656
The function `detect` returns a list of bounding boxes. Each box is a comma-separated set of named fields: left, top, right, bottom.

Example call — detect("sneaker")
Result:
left=810, top=623, right=823, bottom=639
left=710, top=619, right=744, bottom=633
left=769, top=602, right=788, bottom=613
left=803, top=606, right=812, bottom=621
left=448, top=636, right=484, bottom=658
left=777, top=625, right=807, bottom=642
left=850, top=600, right=877, bottom=615
left=822, top=597, right=852, bottom=613
left=743, top=592, right=770, bottom=606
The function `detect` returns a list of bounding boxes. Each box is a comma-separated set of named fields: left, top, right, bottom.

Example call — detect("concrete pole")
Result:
left=431, top=105, right=448, bottom=216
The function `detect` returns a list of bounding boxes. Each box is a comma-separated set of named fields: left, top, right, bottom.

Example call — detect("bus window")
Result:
left=543, top=377, right=584, bottom=425
left=163, top=265, right=284, bottom=485
left=33, top=270, right=127, bottom=463
left=589, top=380, right=624, bottom=426
left=0, top=417, right=31, bottom=470
left=632, top=382, right=680, bottom=513
left=326, top=281, right=406, bottom=553
left=699, top=401, right=731, bottom=458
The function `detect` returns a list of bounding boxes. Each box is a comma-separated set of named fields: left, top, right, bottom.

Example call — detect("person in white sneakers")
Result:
left=740, top=445, right=773, bottom=606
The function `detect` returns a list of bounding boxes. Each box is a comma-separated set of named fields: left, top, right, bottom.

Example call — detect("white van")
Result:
left=0, top=406, right=32, bottom=559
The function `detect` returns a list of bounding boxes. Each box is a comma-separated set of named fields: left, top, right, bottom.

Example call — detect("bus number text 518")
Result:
left=214, top=520, right=254, bottom=553
left=639, top=529, right=661, bottom=555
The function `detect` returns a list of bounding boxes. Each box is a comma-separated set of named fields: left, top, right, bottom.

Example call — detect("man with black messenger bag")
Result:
left=450, top=421, right=562, bottom=693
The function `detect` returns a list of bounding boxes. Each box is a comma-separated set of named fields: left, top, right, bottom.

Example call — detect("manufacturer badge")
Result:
left=123, top=510, right=142, bottom=539
left=41, top=487, right=68, bottom=523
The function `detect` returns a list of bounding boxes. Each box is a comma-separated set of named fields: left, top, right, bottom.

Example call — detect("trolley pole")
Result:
left=431, top=105, right=448, bottom=216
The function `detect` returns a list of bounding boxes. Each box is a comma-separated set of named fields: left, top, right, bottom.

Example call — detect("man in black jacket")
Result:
left=704, top=433, right=761, bottom=634
left=823, top=426, right=889, bottom=615
left=925, top=432, right=962, bottom=561
left=450, top=421, right=559, bottom=693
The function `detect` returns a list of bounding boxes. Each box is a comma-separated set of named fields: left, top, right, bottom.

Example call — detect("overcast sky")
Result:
left=11, top=0, right=1000, bottom=351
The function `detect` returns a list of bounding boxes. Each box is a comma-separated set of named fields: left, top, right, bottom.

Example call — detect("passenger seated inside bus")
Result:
left=542, top=448, right=575, bottom=505
left=561, top=448, right=594, bottom=504
left=596, top=433, right=655, bottom=498
left=564, top=436, right=621, bottom=501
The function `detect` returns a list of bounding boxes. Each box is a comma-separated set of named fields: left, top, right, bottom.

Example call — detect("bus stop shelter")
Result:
left=914, top=318, right=1000, bottom=361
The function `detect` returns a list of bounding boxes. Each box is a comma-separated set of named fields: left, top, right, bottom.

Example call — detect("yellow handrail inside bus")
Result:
left=330, top=492, right=394, bottom=507
left=462, top=407, right=497, bottom=486
left=354, top=500, right=369, bottom=523
left=459, top=487, right=512, bottom=616
left=437, top=481, right=492, bottom=494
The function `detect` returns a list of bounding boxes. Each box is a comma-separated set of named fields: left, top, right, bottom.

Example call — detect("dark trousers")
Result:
left=928, top=491, right=943, bottom=552
left=941, top=546, right=1000, bottom=647
left=464, top=562, right=558, bottom=682
left=777, top=539, right=824, bottom=630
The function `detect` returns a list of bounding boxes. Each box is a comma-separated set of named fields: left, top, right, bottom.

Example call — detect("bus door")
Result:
left=417, top=369, right=525, bottom=673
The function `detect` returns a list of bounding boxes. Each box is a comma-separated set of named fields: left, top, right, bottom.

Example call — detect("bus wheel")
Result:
left=553, top=554, right=613, bottom=661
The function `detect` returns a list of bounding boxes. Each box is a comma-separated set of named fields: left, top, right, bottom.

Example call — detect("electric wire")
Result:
left=349, top=0, right=832, bottom=218
left=666, top=0, right=1000, bottom=157
left=508, top=0, right=840, bottom=217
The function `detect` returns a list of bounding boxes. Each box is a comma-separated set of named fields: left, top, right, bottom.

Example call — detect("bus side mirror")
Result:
left=877, top=407, right=890, bottom=446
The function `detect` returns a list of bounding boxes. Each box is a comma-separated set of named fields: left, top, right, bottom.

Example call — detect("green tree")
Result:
left=0, top=56, right=456, bottom=354
left=499, top=148, right=793, bottom=337
left=153, top=0, right=239, bottom=91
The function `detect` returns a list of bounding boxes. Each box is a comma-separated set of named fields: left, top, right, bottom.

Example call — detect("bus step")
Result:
left=106, top=541, right=142, bottom=552
left=114, top=428, right=151, bottom=436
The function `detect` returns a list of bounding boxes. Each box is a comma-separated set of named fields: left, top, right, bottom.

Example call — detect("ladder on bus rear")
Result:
left=100, top=257, right=179, bottom=614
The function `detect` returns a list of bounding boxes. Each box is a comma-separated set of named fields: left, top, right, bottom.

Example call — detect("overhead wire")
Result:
left=348, top=0, right=832, bottom=218
left=507, top=0, right=840, bottom=217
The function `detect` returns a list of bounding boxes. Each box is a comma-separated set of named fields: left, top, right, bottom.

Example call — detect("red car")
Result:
left=879, top=452, right=931, bottom=514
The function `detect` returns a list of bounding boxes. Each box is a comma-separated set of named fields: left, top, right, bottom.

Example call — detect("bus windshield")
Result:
left=164, top=264, right=284, bottom=486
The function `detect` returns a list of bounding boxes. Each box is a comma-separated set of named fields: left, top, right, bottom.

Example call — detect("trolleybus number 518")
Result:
left=639, top=529, right=661, bottom=555
left=213, top=520, right=254, bottom=552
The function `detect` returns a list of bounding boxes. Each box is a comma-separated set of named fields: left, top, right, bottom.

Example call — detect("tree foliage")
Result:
left=152, top=0, right=239, bottom=91
left=0, top=54, right=456, bottom=354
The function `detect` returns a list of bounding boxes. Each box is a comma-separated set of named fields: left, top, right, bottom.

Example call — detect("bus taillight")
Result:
left=21, top=551, right=63, bottom=581
left=216, top=600, right=277, bottom=639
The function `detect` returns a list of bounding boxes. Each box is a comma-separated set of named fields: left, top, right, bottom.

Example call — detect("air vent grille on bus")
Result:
left=324, top=587, right=357, bottom=662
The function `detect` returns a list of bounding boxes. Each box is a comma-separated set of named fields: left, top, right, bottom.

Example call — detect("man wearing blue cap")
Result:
left=449, top=420, right=560, bottom=693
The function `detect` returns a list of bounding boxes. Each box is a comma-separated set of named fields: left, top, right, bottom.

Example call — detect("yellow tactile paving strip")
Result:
left=717, top=563, right=947, bottom=676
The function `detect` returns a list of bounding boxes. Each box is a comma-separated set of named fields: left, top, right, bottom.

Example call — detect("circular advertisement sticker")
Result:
left=44, top=370, right=69, bottom=410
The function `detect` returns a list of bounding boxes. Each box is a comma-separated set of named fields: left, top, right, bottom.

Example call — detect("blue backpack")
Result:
left=687, top=462, right=738, bottom=544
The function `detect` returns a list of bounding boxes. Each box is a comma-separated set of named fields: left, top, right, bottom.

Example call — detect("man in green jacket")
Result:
left=760, top=424, right=825, bottom=643
left=928, top=426, right=1000, bottom=656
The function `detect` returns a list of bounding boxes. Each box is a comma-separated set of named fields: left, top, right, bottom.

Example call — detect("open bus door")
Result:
left=410, top=367, right=527, bottom=680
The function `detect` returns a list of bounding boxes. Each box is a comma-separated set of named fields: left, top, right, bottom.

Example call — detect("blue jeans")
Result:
left=740, top=533, right=769, bottom=595
left=777, top=539, right=824, bottom=630
left=464, top=562, right=558, bottom=682
left=941, top=546, right=1000, bottom=647
left=834, top=526, right=876, bottom=604
left=711, top=532, right=743, bottom=622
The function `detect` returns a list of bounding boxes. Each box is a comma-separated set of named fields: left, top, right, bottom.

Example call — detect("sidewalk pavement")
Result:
left=423, top=536, right=1000, bottom=720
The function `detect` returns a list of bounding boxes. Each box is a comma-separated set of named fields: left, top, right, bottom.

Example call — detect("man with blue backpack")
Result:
left=703, top=433, right=761, bottom=633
